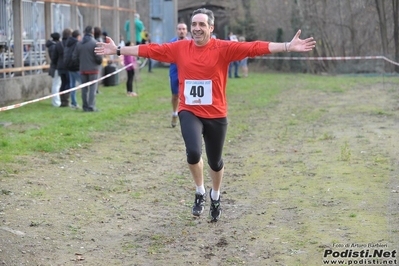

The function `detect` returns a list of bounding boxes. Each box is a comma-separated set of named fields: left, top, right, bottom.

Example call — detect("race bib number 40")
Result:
left=184, top=80, right=212, bottom=105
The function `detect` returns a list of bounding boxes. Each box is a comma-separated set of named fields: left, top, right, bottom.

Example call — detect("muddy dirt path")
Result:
left=1, top=82, right=398, bottom=266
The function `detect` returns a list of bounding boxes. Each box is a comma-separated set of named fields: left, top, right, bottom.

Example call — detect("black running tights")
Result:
left=178, top=110, right=228, bottom=172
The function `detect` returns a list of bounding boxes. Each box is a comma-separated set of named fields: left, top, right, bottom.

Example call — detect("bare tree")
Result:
left=393, top=0, right=399, bottom=72
left=375, top=0, right=389, bottom=56
left=343, top=0, right=358, bottom=55
left=338, top=1, right=347, bottom=56
left=194, top=0, right=397, bottom=73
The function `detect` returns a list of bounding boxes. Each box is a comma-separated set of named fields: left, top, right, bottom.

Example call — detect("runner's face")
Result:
left=191, top=14, right=213, bottom=46
left=177, top=24, right=188, bottom=40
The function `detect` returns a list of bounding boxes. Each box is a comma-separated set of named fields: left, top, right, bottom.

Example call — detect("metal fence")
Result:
left=0, top=0, right=81, bottom=78
left=0, top=0, right=171, bottom=80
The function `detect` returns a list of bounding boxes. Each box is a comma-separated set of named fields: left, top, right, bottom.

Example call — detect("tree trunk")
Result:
left=375, top=0, right=389, bottom=56
left=338, top=1, right=346, bottom=57
left=393, top=0, right=399, bottom=72
left=344, top=0, right=358, bottom=55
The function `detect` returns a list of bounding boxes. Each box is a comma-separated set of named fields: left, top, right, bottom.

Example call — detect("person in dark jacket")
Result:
left=65, top=29, right=82, bottom=109
left=52, top=28, right=72, bottom=107
left=72, top=26, right=102, bottom=112
left=46, top=32, right=61, bottom=107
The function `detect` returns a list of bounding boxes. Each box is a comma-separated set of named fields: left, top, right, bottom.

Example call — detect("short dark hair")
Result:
left=177, top=22, right=187, bottom=28
left=50, top=32, right=60, bottom=41
left=62, top=28, right=72, bottom=39
left=94, top=26, right=102, bottom=39
left=125, top=41, right=131, bottom=46
left=84, top=26, right=93, bottom=35
left=191, top=8, right=214, bottom=26
left=72, top=30, right=81, bottom=38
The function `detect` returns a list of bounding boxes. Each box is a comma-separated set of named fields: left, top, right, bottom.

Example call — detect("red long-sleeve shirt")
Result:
left=139, top=38, right=270, bottom=118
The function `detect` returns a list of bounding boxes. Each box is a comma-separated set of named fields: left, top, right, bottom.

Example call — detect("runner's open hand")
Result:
left=288, top=30, right=316, bottom=52
left=95, top=36, right=117, bottom=55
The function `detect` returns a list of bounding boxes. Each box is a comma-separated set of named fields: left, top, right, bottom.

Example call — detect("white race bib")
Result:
left=184, top=80, right=212, bottom=105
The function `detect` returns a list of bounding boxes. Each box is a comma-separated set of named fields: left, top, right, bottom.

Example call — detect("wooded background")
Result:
left=214, top=0, right=399, bottom=73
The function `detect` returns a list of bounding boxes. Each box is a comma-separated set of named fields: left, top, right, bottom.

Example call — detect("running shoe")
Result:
left=192, top=191, right=206, bottom=216
left=209, top=189, right=222, bottom=222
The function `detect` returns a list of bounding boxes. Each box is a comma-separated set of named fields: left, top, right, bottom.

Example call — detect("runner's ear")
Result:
left=210, top=25, right=214, bottom=33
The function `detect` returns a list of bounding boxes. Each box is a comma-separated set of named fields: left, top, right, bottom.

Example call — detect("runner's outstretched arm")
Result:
left=268, top=29, right=315, bottom=53
left=95, top=31, right=316, bottom=56
left=95, top=36, right=139, bottom=56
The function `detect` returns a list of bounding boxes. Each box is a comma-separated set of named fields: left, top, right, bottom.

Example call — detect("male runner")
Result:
left=95, top=8, right=316, bottom=222
left=169, top=23, right=188, bottom=127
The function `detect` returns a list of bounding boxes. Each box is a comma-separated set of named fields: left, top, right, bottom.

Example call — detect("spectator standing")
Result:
left=123, top=41, right=138, bottom=97
left=102, top=31, right=118, bottom=66
left=140, top=30, right=147, bottom=44
left=53, top=28, right=72, bottom=107
left=227, top=32, right=240, bottom=78
left=124, top=13, right=144, bottom=44
left=119, top=35, right=126, bottom=47
left=134, top=13, right=144, bottom=45
left=64, top=29, right=82, bottom=109
left=238, top=36, right=249, bottom=77
left=46, top=32, right=61, bottom=107
left=102, top=31, right=108, bottom=43
left=73, top=26, right=102, bottom=112
left=94, top=27, right=102, bottom=42
left=168, top=22, right=188, bottom=127
left=144, top=32, right=153, bottom=73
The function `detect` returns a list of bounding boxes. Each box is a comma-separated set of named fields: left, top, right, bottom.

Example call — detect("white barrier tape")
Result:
left=0, top=63, right=133, bottom=112
left=1, top=55, right=398, bottom=112
left=255, top=55, right=399, bottom=66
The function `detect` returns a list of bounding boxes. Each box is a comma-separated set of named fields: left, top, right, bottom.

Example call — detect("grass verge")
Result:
left=0, top=69, right=397, bottom=164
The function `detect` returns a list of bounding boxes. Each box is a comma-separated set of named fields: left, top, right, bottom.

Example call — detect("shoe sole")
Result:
left=192, top=203, right=205, bottom=216
left=210, top=206, right=221, bottom=222
left=209, top=188, right=221, bottom=222
left=192, top=192, right=206, bottom=217
left=192, top=212, right=203, bottom=217
left=192, top=208, right=205, bottom=217
left=211, top=216, right=221, bottom=222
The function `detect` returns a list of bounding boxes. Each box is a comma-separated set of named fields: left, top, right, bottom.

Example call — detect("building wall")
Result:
left=0, top=0, right=246, bottom=107
left=78, top=0, right=150, bottom=43
left=0, top=70, right=127, bottom=107
left=0, top=74, right=52, bottom=106
left=0, top=0, right=142, bottom=107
